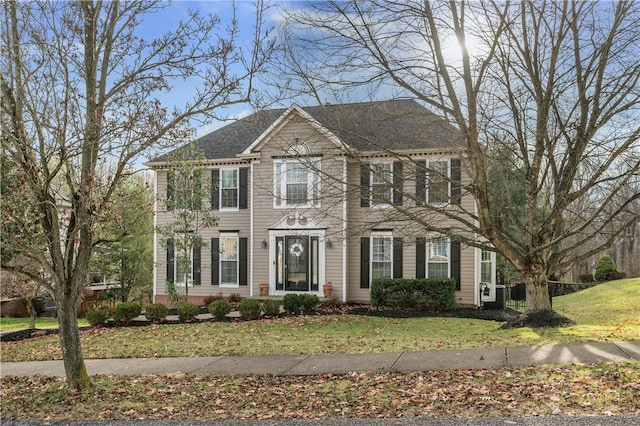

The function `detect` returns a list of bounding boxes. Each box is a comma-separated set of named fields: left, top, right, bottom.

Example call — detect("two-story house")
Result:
left=147, top=99, right=496, bottom=307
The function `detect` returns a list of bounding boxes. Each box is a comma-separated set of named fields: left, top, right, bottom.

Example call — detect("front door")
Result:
left=285, top=236, right=308, bottom=291
left=275, top=235, right=320, bottom=292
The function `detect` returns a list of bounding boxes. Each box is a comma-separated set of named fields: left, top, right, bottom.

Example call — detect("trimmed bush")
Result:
left=261, top=299, right=281, bottom=317
left=299, top=294, right=320, bottom=313
left=577, top=274, right=594, bottom=283
left=607, top=271, right=627, bottom=280
left=86, top=306, right=111, bottom=326
left=595, top=255, right=617, bottom=281
left=238, top=299, right=261, bottom=320
left=145, top=303, right=168, bottom=322
left=113, top=302, right=141, bottom=325
left=371, top=278, right=457, bottom=311
left=203, top=293, right=224, bottom=306
left=208, top=300, right=231, bottom=321
left=177, top=302, right=200, bottom=322
left=282, top=293, right=302, bottom=315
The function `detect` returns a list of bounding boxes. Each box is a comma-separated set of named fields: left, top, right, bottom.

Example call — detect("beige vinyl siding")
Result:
left=155, top=166, right=252, bottom=299
left=250, top=114, right=346, bottom=296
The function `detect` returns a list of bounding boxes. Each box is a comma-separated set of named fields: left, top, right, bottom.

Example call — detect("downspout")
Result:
left=152, top=170, right=159, bottom=302
left=249, top=161, right=254, bottom=297
left=342, top=155, right=347, bottom=303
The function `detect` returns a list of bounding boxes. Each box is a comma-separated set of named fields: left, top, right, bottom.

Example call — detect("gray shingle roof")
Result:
left=152, top=99, right=463, bottom=162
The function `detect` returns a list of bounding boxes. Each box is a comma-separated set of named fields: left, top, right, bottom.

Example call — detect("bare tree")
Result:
left=277, top=1, right=640, bottom=320
left=0, top=0, right=273, bottom=390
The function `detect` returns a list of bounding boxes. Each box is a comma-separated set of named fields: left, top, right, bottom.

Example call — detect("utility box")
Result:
left=483, top=285, right=506, bottom=310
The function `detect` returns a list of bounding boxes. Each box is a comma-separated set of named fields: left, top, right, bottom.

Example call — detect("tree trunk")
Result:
left=57, top=291, right=91, bottom=390
left=524, top=269, right=553, bottom=314
left=26, top=298, right=36, bottom=330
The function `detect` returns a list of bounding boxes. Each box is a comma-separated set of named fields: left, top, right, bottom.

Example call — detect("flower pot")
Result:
left=322, top=283, right=333, bottom=298
left=259, top=283, right=269, bottom=296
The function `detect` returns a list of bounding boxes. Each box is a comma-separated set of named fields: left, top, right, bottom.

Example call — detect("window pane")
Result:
left=428, top=263, right=448, bottom=279
left=372, top=237, right=392, bottom=280
left=221, top=189, right=238, bottom=208
left=221, top=237, right=238, bottom=261
left=221, top=261, right=237, bottom=284
left=426, top=238, right=448, bottom=279
left=220, top=237, right=238, bottom=284
left=428, top=161, right=448, bottom=204
left=371, top=163, right=392, bottom=204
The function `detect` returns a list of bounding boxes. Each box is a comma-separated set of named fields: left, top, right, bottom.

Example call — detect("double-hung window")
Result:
left=371, top=232, right=393, bottom=280
left=428, top=161, right=449, bottom=204
left=219, top=233, right=239, bottom=287
left=220, top=169, right=238, bottom=209
left=274, top=159, right=320, bottom=208
left=371, top=163, right=393, bottom=206
left=426, top=237, right=449, bottom=279
left=480, top=247, right=493, bottom=283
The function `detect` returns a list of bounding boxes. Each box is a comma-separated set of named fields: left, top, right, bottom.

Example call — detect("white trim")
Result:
left=219, top=232, right=240, bottom=289
left=369, top=161, right=394, bottom=208
left=370, top=231, right=394, bottom=284
left=268, top=229, right=326, bottom=296
left=249, top=161, right=254, bottom=297
left=273, top=158, right=321, bottom=209
left=425, top=236, right=451, bottom=279
left=242, top=104, right=348, bottom=155
left=342, top=155, right=348, bottom=303
left=153, top=173, right=158, bottom=300
left=219, top=167, right=240, bottom=211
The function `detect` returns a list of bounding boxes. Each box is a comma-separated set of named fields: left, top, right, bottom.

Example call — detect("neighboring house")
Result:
left=147, top=99, right=496, bottom=307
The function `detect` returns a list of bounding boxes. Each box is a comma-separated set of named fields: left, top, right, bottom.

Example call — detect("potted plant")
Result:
left=322, top=282, right=333, bottom=298
left=259, top=283, right=269, bottom=296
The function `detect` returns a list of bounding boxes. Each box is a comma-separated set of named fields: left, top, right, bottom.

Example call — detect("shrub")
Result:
left=282, top=293, right=302, bottom=315
left=86, top=306, right=111, bottom=326
left=238, top=299, right=261, bottom=320
left=177, top=302, right=200, bottom=322
left=595, top=255, right=617, bottom=281
left=203, top=293, right=224, bottom=306
left=113, top=302, right=141, bottom=325
left=261, top=299, right=281, bottom=317
left=299, top=294, right=320, bottom=313
left=208, top=300, right=231, bottom=321
left=145, top=303, right=168, bottom=322
left=607, top=271, right=627, bottom=280
left=228, top=293, right=243, bottom=304
left=371, top=278, right=456, bottom=311
left=577, top=274, right=594, bottom=283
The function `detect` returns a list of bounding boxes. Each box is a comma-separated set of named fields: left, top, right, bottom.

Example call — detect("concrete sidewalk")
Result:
left=1, top=341, right=639, bottom=378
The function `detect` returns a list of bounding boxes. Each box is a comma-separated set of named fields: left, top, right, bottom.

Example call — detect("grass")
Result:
left=0, top=317, right=90, bottom=331
left=1, top=278, right=638, bottom=363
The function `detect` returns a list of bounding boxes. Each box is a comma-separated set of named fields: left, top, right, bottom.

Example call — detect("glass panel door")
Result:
left=285, top=236, right=309, bottom=291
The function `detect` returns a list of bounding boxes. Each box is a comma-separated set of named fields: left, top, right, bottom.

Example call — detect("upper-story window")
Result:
left=416, top=158, right=461, bottom=206
left=220, top=169, right=238, bottom=209
left=274, top=142, right=320, bottom=208
left=371, top=163, right=393, bottom=205
left=167, top=169, right=202, bottom=211
left=360, top=161, right=403, bottom=207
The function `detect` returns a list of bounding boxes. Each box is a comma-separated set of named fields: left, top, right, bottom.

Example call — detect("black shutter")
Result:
left=360, top=164, right=370, bottom=207
left=166, top=239, right=174, bottom=282
left=393, top=237, right=403, bottom=278
left=416, top=160, right=426, bottom=204
left=167, top=171, right=175, bottom=211
left=239, top=237, right=248, bottom=285
left=360, top=237, right=370, bottom=288
left=193, top=171, right=202, bottom=210
left=451, top=240, right=461, bottom=290
left=211, top=238, right=220, bottom=285
left=193, top=245, right=201, bottom=285
left=416, top=237, right=426, bottom=279
left=451, top=158, right=461, bottom=205
left=211, top=169, right=220, bottom=210
left=239, top=168, right=248, bottom=209
left=393, top=161, right=403, bottom=205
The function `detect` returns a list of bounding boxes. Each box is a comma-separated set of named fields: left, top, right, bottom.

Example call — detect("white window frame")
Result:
left=370, top=231, right=393, bottom=282
left=174, top=246, right=193, bottom=287
left=273, top=159, right=320, bottom=208
left=426, top=236, right=450, bottom=279
left=370, top=161, right=393, bottom=207
left=427, top=160, right=450, bottom=205
left=219, top=168, right=239, bottom=211
left=219, top=233, right=239, bottom=288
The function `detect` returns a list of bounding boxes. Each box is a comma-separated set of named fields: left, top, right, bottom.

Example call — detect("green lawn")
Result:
left=0, top=317, right=90, bottom=331
left=1, top=278, right=638, bottom=363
